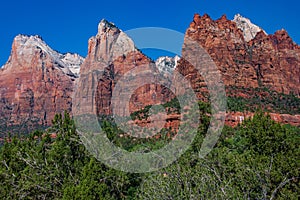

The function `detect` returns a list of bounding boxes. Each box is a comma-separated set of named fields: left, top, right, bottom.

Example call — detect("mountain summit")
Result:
left=0, top=14, right=299, bottom=133
left=3, top=35, right=83, bottom=77
left=232, top=14, right=266, bottom=42
left=0, top=35, right=83, bottom=132
left=74, top=19, right=173, bottom=117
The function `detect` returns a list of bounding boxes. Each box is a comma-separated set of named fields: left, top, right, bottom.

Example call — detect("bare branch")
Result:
left=270, top=176, right=298, bottom=200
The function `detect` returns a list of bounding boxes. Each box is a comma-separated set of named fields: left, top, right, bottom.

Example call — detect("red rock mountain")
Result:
left=173, top=14, right=299, bottom=127
left=179, top=14, right=300, bottom=96
left=0, top=35, right=83, bottom=133
left=0, top=14, right=299, bottom=134
left=73, top=19, right=173, bottom=118
left=175, top=14, right=300, bottom=127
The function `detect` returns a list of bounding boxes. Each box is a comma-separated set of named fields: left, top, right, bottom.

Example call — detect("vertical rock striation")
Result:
left=0, top=35, right=84, bottom=133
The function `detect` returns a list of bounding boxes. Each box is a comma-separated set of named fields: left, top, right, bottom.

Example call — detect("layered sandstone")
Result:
left=179, top=14, right=300, bottom=97
left=0, top=35, right=83, bottom=133
left=73, top=19, right=174, bottom=118
left=1, top=14, right=300, bottom=135
left=226, top=112, right=300, bottom=127
left=134, top=111, right=300, bottom=131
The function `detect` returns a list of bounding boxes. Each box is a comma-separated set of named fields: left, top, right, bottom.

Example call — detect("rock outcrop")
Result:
left=233, top=14, right=266, bottom=42
left=156, top=56, right=180, bottom=76
left=0, top=35, right=83, bottom=133
left=1, top=14, right=300, bottom=134
left=178, top=13, right=300, bottom=97
left=226, top=112, right=300, bottom=127
left=74, top=19, right=174, bottom=118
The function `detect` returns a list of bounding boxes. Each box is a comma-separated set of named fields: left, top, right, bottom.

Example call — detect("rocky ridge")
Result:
left=180, top=13, right=300, bottom=97
left=0, top=14, right=300, bottom=134
left=232, top=14, right=266, bottom=42
left=73, top=19, right=173, bottom=118
left=0, top=35, right=83, bottom=133
left=155, top=55, right=180, bottom=75
left=2, top=35, right=83, bottom=77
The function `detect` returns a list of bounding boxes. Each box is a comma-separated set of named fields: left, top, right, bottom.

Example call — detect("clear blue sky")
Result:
left=0, top=0, right=299, bottom=66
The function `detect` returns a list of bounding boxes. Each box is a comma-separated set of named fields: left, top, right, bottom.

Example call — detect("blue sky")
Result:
left=0, top=0, right=299, bottom=66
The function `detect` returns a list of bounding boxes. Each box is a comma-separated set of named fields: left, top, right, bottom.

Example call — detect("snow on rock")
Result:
left=233, top=14, right=267, bottom=42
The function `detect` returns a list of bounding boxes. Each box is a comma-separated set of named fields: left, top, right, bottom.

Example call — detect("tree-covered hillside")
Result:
left=0, top=111, right=299, bottom=199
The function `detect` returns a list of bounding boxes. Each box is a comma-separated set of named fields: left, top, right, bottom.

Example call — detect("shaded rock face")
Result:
left=179, top=14, right=300, bottom=97
left=0, top=35, right=83, bottom=132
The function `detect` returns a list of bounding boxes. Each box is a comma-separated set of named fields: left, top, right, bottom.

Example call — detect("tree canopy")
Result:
left=0, top=111, right=299, bottom=199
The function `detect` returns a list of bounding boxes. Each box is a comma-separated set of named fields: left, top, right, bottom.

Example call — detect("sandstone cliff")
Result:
left=1, top=14, right=300, bottom=134
left=73, top=19, right=174, bottom=119
left=0, top=35, right=83, bottom=133
left=179, top=14, right=300, bottom=96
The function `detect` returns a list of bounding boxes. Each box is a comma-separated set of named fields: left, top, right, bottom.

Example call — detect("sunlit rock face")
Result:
left=1, top=13, right=300, bottom=133
left=74, top=19, right=174, bottom=118
left=233, top=14, right=266, bottom=42
left=0, top=35, right=83, bottom=132
left=178, top=13, right=300, bottom=97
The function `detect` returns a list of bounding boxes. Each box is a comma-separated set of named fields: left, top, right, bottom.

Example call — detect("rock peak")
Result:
left=14, top=34, right=46, bottom=48
left=273, top=29, right=296, bottom=49
left=202, top=13, right=211, bottom=19
left=275, top=29, right=289, bottom=36
left=155, top=55, right=180, bottom=75
left=219, top=14, right=228, bottom=21
left=98, top=19, right=118, bottom=35
left=5, top=34, right=84, bottom=76
left=232, top=13, right=266, bottom=42
left=85, top=19, right=136, bottom=67
left=193, top=13, right=202, bottom=24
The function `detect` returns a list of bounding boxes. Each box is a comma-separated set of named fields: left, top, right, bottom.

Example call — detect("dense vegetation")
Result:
left=130, top=97, right=181, bottom=121
left=0, top=110, right=299, bottom=199
left=227, top=86, right=300, bottom=114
